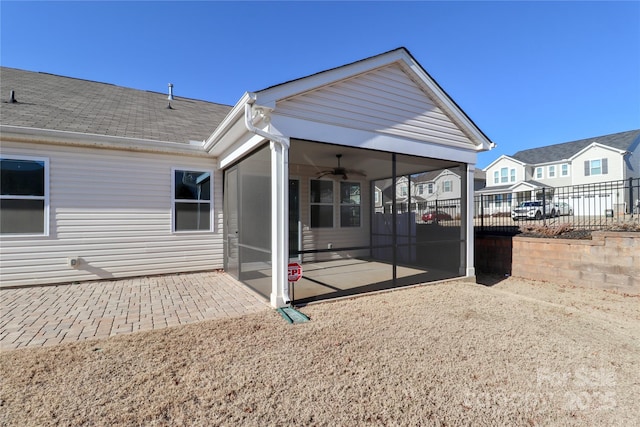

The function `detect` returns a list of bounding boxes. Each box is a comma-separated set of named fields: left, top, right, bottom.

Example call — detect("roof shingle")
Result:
left=511, top=129, right=640, bottom=164
left=0, top=67, right=232, bottom=144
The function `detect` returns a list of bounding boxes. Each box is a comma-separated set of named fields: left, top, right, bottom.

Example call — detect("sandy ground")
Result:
left=1, top=276, right=638, bottom=426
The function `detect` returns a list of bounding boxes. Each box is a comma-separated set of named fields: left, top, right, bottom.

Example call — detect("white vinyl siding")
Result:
left=276, top=64, right=473, bottom=148
left=0, top=141, right=222, bottom=288
left=485, top=158, right=523, bottom=188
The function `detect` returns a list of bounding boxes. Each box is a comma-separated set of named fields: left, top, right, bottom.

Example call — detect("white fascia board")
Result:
left=0, top=125, right=213, bottom=158
left=203, top=92, right=253, bottom=153
left=482, top=155, right=526, bottom=171
left=271, top=114, right=478, bottom=165
left=568, top=142, right=627, bottom=161
left=510, top=181, right=541, bottom=191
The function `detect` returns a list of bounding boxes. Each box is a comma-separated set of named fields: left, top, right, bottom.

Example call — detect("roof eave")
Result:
left=203, top=92, right=254, bottom=154
left=0, top=125, right=214, bottom=157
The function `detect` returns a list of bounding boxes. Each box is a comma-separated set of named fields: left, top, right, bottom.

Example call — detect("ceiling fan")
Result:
left=316, top=154, right=366, bottom=180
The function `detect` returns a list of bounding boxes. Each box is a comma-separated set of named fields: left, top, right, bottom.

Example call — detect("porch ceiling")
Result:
left=289, top=139, right=460, bottom=181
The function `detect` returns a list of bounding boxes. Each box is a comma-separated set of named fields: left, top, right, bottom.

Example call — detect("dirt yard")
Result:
left=1, top=277, right=638, bottom=426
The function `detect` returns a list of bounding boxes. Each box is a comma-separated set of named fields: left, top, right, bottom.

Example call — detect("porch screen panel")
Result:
left=239, top=145, right=272, bottom=275
left=396, top=155, right=462, bottom=284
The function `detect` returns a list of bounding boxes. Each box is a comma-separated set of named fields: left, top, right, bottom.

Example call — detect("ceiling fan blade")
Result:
left=317, top=171, right=332, bottom=178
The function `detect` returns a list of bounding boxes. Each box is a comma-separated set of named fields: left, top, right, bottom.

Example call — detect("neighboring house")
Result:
left=1, top=47, right=494, bottom=306
left=374, top=168, right=485, bottom=217
left=478, top=130, right=640, bottom=215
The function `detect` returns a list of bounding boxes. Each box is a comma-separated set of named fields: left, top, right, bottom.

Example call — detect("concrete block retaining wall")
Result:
left=476, top=232, right=640, bottom=294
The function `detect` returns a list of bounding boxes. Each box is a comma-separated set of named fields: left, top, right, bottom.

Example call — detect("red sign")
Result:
left=288, top=263, right=303, bottom=282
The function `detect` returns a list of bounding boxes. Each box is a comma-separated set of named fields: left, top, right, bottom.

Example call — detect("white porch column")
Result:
left=270, top=140, right=290, bottom=308
left=461, top=163, right=476, bottom=278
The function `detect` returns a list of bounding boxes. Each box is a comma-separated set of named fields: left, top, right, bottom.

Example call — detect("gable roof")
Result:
left=0, top=67, right=232, bottom=144
left=482, top=154, right=527, bottom=171
left=511, top=129, right=640, bottom=164
left=253, top=47, right=494, bottom=151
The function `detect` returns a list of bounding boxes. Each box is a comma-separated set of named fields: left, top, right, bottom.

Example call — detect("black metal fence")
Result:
left=475, top=177, right=640, bottom=234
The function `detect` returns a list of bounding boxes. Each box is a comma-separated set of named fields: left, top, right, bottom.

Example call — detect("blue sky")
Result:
left=1, top=1, right=639, bottom=168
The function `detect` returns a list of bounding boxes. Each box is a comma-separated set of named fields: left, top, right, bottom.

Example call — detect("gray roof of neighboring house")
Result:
left=511, top=129, right=640, bottom=164
left=0, top=67, right=232, bottom=144
left=476, top=179, right=551, bottom=194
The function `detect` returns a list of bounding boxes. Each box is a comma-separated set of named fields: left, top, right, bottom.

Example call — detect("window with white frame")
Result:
left=340, top=182, right=361, bottom=227
left=493, top=171, right=499, bottom=184
left=310, top=179, right=333, bottom=228
left=495, top=194, right=503, bottom=207
left=561, top=164, right=569, bottom=177
left=400, top=185, right=408, bottom=197
left=443, top=180, right=452, bottom=192
left=510, top=169, right=516, bottom=182
left=500, top=167, right=508, bottom=183
left=548, top=165, right=556, bottom=178
left=416, top=184, right=424, bottom=195
left=535, top=167, right=543, bottom=179
left=584, top=159, right=608, bottom=176
left=427, top=183, right=434, bottom=194
left=0, top=156, right=49, bottom=235
left=173, top=169, right=212, bottom=232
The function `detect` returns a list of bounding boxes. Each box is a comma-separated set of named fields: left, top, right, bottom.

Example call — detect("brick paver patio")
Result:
left=0, top=271, right=270, bottom=350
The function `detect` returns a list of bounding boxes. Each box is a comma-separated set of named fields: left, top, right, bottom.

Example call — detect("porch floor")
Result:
left=241, top=258, right=460, bottom=305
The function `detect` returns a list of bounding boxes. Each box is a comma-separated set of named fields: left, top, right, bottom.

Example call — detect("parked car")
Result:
left=422, top=211, right=453, bottom=222
left=555, top=202, right=573, bottom=216
left=511, top=201, right=556, bottom=221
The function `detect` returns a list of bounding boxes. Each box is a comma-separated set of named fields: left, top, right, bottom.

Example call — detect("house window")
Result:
left=400, top=185, right=408, bottom=197
left=374, top=190, right=380, bottom=205
left=561, top=164, right=569, bottom=177
left=548, top=165, right=556, bottom=178
left=495, top=194, right=503, bottom=207
left=493, top=171, right=499, bottom=184
left=500, top=167, right=508, bottom=183
left=340, top=182, right=361, bottom=227
left=584, top=159, right=608, bottom=176
left=443, top=180, right=452, bottom=192
left=510, top=169, right=516, bottom=183
left=535, top=167, right=543, bottom=179
left=416, top=184, right=424, bottom=195
left=427, top=183, right=434, bottom=194
left=310, top=179, right=333, bottom=228
left=173, top=169, right=212, bottom=232
left=0, top=156, right=49, bottom=235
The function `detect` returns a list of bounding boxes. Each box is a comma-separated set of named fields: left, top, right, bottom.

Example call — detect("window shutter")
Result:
left=602, top=158, right=608, bottom=175
left=584, top=160, right=590, bottom=176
